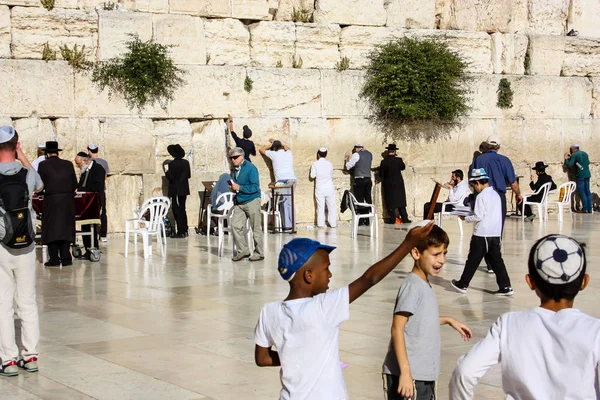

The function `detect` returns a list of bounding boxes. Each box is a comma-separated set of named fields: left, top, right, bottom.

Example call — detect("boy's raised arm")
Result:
left=348, top=222, right=434, bottom=303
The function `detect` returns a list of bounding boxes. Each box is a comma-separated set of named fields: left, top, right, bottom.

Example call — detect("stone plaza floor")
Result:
left=2, top=213, right=599, bottom=399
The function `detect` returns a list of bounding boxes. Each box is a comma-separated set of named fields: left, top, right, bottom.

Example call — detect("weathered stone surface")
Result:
left=204, top=18, right=250, bottom=66
left=249, top=21, right=295, bottom=67
left=169, top=0, right=230, bottom=17
left=527, top=0, right=569, bottom=35
left=122, top=0, right=169, bottom=13
left=592, top=78, right=600, bottom=118
left=385, top=0, right=435, bottom=28
left=295, top=23, right=341, bottom=69
left=491, top=33, right=527, bottom=74
left=561, top=37, right=600, bottom=77
left=0, top=0, right=37, bottom=5
left=54, top=117, right=101, bottom=160
left=11, top=7, right=98, bottom=60
left=153, top=120, right=193, bottom=171
left=321, top=70, right=368, bottom=117
left=97, top=10, right=152, bottom=60
left=568, top=0, right=600, bottom=39
left=103, top=118, right=155, bottom=174
left=339, top=26, right=396, bottom=69
left=0, top=60, right=73, bottom=117
left=527, top=35, right=566, bottom=76
left=169, top=66, right=248, bottom=118
left=232, top=117, right=289, bottom=147
left=0, top=117, right=11, bottom=125
left=191, top=120, right=228, bottom=173
left=314, top=0, right=387, bottom=26
left=496, top=118, right=563, bottom=164
left=106, top=175, right=142, bottom=233
left=0, top=5, right=9, bottom=58
left=12, top=118, right=55, bottom=162
left=275, top=0, right=315, bottom=21
left=153, top=14, right=205, bottom=65
left=437, top=0, right=512, bottom=32
left=232, top=0, right=276, bottom=20
left=247, top=68, right=321, bottom=117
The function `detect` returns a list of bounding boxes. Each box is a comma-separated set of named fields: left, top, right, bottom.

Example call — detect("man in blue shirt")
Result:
left=228, top=147, right=264, bottom=262
left=564, top=144, right=592, bottom=213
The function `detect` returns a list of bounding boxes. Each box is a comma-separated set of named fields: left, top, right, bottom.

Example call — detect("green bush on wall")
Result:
left=360, top=37, right=471, bottom=141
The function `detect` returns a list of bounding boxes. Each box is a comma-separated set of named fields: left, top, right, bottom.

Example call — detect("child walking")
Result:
left=450, top=234, right=599, bottom=399
left=451, top=168, right=514, bottom=296
left=382, top=223, right=472, bottom=400
left=254, top=223, right=434, bottom=399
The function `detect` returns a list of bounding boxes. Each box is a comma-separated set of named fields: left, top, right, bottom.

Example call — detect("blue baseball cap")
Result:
left=278, top=238, right=336, bottom=281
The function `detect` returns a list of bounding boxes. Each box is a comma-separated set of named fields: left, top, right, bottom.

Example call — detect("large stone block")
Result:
left=153, top=14, right=205, bottom=65
left=561, top=37, right=600, bottom=77
left=10, top=7, right=98, bottom=60
left=274, top=0, right=315, bottom=21
left=340, top=26, right=396, bottom=69
left=122, top=0, right=169, bottom=13
left=169, top=0, right=231, bottom=17
left=169, top=66, right=248, bottom=118
left=314, top=0, right=387, bottom=26
left=249, top=21, right=295, bottom=67
left=526, top=0, right=569, bottom=35
left=491, top=33, right=527, bottom=75
left=153, top=119, right=193, bottom=171
left=0, top=0, right=37, bottom=5
left=106, top=175, right=142, bottom=233
left=12, top=118, right=55, bottom=162
left=0, top=5, right=9, bottom=58
left=496, top=118, right=563, bottom=164
left=0, top=60, right=74, bottom=117
left=321, top=70, right=368, bottom=117
left=204, top=18, right=250, bottom=66
left=103, top=118, right=156, bottom=174
left=232, top=0, right=276, bottom=20
left=230, top=117, right=289, bottom=147
left=436, top=0, right=512, bottom=32
left=295, top=23, right=341, bottom=69
left=568, top=0, right=600, bottom=39
left=54, top=117, right=102, bottom=161
left=385, top=0, right=435, bottom=28
left=527, top=35, right=566, bottom=76
left=247, top=68, right=321, bottom=117
left=191, top=120, right=228, bottom=173
left=97, top=10, right=152, bottom=60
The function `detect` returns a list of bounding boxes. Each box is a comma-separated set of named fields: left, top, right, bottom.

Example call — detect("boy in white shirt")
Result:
left=254, top=223, right=435, bottom=399
left=450, top=234, right=599, bottom=399
left=310, top=148, right=336, bottom=228
left=451, top=168, right=514, bottom=296
left=382, top=223, right=472, bottom=400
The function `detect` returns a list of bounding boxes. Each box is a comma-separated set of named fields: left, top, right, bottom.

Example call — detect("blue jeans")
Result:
left=576, top=178, right=592, bottom=211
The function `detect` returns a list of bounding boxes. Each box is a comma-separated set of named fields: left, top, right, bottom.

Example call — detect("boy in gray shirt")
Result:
left=382, top=223, right=472, bottom=399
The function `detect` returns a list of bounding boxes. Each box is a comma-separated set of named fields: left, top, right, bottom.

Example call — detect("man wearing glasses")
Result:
left=228, top=147, right=264, bottom=262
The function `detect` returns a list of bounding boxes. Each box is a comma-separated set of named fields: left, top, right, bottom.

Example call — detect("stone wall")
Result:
left=1, top=0, right=599, bottom=232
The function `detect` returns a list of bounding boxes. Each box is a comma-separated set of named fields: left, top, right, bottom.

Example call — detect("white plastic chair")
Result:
left=547, top=181, right=577, bottom=222
left=134, top=196, right=170, bottom=245
left=437, top=192, right=469, bottom=236
left=522, top=182, right=553, bottom=222
left=260, top=190, right=282, bottom=232
left=348, top=192, right=378, bottom=239
left=206, top=192, right=235, bottom=256
left=125, top=197, right=171, bottom=259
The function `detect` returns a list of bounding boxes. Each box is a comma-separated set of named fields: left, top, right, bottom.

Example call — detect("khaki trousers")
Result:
left=231, top=197, right=264, bottom=257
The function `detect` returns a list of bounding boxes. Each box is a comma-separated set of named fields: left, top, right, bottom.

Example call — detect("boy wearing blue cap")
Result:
left=254, top=223, right=434, bottom=399
left=451, top=168, right=513, bottom=296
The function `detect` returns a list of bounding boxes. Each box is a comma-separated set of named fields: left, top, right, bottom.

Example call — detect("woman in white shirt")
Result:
left=260, top=139, right=297, bottom=232
left=310, top=148, right=336, bottom=228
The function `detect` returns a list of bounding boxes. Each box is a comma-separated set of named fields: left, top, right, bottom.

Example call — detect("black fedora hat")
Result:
left=44, top=141, right=62, bottom=153
left=532, top=161, right=548, bottom=171
left=386, top=143, right=398, bottom=151
left=167, top=144, right=185, bottom=159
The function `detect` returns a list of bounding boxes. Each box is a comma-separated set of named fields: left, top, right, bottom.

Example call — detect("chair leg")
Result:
left=142, top=233, right=149, bottom=259
left=369, top=216, right=374, bottom=237
left=351, top=217, right=358, bottom=238
left=521, top=202, right=525, bottom=221
left=374, top=215, right=379, bottom=238
left=457, top=217, right=463, bottom=236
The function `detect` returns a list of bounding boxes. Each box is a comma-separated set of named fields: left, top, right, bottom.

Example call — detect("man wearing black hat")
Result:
left=379, top=144, right=411, bottom=224
left=38, top=142, right=78, bottom=267
left=164, top=144, right=191, bottom=238
left=524, top=161, right=557, bottom=221
left=228, top=114, right=256, bottom=163
left=75, top=152, right=106, bottom=254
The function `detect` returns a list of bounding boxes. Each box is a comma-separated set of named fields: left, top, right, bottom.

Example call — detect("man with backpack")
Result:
left=0, top=125, right=43, bottom=376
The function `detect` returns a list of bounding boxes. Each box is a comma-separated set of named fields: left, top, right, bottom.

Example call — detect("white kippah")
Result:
left=534, top=235, right=585, bottom=284
left=319, top=147, right=327, bottom=152
left=88, top=143, right=98, bottom=150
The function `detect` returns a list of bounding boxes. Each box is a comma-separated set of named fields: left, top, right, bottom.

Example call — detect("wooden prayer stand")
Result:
left=425, top=182, right=442, bottom=220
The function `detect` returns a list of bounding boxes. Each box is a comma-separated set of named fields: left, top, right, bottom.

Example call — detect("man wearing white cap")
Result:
left=310, top=148, right=337, bottom=228
left=345, top=143, right=373, bottom=225
left=0, top=126, right=43, bottom=376
left=87, top=144, right=109, bottom=242
left=30, top=144, right=46, bottom=171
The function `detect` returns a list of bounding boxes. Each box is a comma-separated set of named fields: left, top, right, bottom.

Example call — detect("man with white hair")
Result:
left=228, top=147, right=264, bottom=262
left=310, top=148, right=337, bottom=228
left=564, top=144, right=592, bottom=213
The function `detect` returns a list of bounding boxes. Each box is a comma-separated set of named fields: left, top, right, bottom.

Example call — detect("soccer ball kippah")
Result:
left=534, top=235, right=584, bottom=284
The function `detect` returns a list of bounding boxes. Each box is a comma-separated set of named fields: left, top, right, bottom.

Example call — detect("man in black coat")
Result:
left=38, top=142, right=78, bottom=267
left=75, top=152, right=106, bottom=254
left=379, top=144, right=411, bottom=224
left=165, top=144, right=191, bottom=238
left=524, top=161, right=557, bottom=221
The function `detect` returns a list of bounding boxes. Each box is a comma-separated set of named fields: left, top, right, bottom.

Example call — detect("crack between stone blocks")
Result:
left=275, top=94, right=321, bottom=113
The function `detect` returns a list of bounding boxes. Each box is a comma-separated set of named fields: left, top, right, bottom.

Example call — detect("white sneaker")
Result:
left=100, top=237, right=108, bottom=243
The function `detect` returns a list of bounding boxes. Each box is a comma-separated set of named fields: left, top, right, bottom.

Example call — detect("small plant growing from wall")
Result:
left=292, top=56, right=303, bottom=69
left=40, top=0, right=55, bottom=10
left=90, top=35, right=185, bottom=112
left=60, top=44, right=89, bottom=70
left=41, top=42, right=57, bottom=62
left=496, top=78, right=514, bottom=109
left=102, top=1, right=116, bottom=10
left=276, top=60, right=283, bottom=68
left=360, top=37, right=471, bottom=141
left=244, top=75, right=253, bottom=93
left=291, top=7, right=311, bottom=23
left=206, top=53, right=211, bottom=64
left=335, top=56, right=350, bottom=71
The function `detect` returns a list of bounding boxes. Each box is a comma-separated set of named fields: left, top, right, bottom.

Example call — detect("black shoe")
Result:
left=402, top=219, right=412, bottom=224
left=451, top=279, right=468, bottom=294
left=61, top=260, right=73, bottom=267
left=494, top=287, right=514, bottom=296
left=77, top=251, right=91, bottom=260
left=384, top=219, right=395, bottom=224
left=44, top=260, right=60, bottom=267
left=170, top=233, right=187, bottom=238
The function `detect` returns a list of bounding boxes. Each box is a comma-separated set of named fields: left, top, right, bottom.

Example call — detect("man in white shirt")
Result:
left=423, top=169, right=470, bottom=217
left=30, top=145, right=46, bottom=171
left=344, top=144, right=373, bottom=226
left=451, top=168, right=514, bottom=296
left=310, top=148, right=336, bottom=228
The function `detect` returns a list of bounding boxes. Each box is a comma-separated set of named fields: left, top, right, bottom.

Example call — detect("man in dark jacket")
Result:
left=165, top=144, right=191, bottom=238
left=524, top=161, right=557, bottom=221
left=379, top=144, right=411, bottom=224
left=38, top=142, right=78, bottom=267
left=228, top=114, right=256, bottom=163
left=75, top=152, right=105, bottom=254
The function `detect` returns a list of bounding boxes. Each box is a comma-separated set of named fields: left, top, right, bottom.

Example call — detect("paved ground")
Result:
left=2, top=212, right=599, bottom=399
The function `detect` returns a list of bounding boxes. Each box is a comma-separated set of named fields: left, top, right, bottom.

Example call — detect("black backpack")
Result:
left=0, top=169, right=35, bottom=249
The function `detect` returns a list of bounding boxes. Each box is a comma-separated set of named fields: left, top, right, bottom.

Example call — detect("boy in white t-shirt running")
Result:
left=450, top=234, right=600, bottom=399
left=254, top=223, right=435, bottom=400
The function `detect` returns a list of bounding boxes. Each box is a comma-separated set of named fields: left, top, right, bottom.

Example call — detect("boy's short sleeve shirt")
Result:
left=254, top=286, right=350, bottom=400
left=382, top=273, right=441, bottom=381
